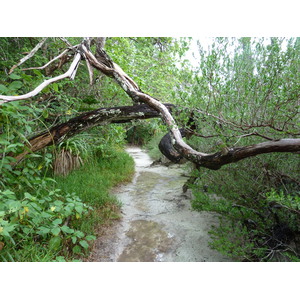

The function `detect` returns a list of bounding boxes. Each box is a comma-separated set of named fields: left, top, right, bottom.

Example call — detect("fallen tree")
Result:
left=0, top=37, right=299, bottom=170
left=12, top=103, right=174, bottom=164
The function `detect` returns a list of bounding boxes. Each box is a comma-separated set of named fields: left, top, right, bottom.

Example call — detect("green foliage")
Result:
left=1, top=37, right=299, bottom=262
left=191, top=153, right=300, bottom=261
left=53, top=149, right=135, bottom=247
left=126, top=119, right=162, bottom=146
left=0, top=37, right=184, bottom=261
left=175, top=37, right=300, bottom=142
left=54, top=149, right=134, bottom=207
left=175, top=38, right=300, bottom=261
left=0, top=184, right=95, bottom=261
left=105, top=37, right=191, bottom=103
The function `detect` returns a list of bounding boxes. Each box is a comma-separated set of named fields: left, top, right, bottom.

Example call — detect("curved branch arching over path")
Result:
left=81, top=41, right=300, bottom=170
left=0, top=37, right=299, bottom=170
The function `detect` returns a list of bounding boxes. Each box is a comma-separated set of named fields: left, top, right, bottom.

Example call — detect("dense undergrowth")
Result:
left=190, top=152, right=300, bottom=261
left=52, top=149, right=134, bottom=261
left=0, top=146, right=134, bottom=262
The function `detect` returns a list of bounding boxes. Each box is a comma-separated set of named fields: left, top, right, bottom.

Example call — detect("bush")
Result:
left=126, top=120, right=162, bottom=146
left=0, top=183, right=95, bottom=262
left=191, top=153, right=300, bottom=261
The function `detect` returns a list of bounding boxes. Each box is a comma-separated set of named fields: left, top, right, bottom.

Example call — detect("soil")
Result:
left=89, top=146, right=231, bottom=262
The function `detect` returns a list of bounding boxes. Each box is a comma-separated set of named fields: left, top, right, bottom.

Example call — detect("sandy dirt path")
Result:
left=90, top=147, right=230, bottom=262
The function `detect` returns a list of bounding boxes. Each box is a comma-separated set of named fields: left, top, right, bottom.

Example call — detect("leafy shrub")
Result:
left=0, top=185, right=95, bottom=261
left=126, top=120, right=161, bottom=145
left=191, top=153, right=300, bottom=261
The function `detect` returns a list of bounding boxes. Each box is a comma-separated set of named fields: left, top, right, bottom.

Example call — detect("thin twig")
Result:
left=9, top=38, right=48, bottom=74
left=22, top=48, right=70, bottom=71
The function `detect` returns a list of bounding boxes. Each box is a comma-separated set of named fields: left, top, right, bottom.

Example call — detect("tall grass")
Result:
left=53, top=149, right=135, bottom=258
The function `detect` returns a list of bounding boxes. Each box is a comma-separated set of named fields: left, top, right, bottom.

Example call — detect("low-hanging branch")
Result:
left=12, top=103, right=174, bottom=164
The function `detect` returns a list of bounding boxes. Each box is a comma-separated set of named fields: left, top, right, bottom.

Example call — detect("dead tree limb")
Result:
left=13, top=103, right=174, bottom=164
left=1, top=37, right=299, bottom=170
left=0, top=52, right=81, bottom=104
left=159, top=130, right=300, bottom=170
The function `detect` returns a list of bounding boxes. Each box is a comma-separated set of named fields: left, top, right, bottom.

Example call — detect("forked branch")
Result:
left=0, top=52, right=81, bottom=104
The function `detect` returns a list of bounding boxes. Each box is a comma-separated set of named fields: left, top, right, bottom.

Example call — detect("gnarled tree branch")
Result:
left=82, top=39, right=300, bottom=170
left=1, top=37, right=299, bottom=171
left=12, top=103, right=174, bottom=164
left=159, top=130, right=300, bottom=170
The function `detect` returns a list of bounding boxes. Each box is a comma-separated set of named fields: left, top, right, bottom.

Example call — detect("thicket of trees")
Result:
left=0, top=37, right=299, bottom=261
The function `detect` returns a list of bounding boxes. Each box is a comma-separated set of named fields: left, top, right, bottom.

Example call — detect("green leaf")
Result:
left=8, top=81, right=23, bottom=91
left=49, top=236, right=62, bottom=251
left=33, top=69, right=43, bottom=77
left=51, top=227, right=61, bottom=236
left=42, top=109, right=49, bottom=118
left=79, top=240, right=89, bottom=249
left=61, top=225, right=74, bottom=234
left=37, top=226, right=50, bottom=235
left=52, top=218, right=62, bottom=226
left=72, top=245, right=82, bottom=254
left=0, top=84, right=8, bottom=94
left=41, top=212, right=52, bottom=218
left=4, top=224, right=17, bottom=233
left=52, top=83, right=59, bottom=92
left=85, top=235, right=96, bottom=241
left=9, top=73, right=22, bottom=80
left=75, top=205, right=83, bottom=214
left=75, top=230, right=84, bottom=238
left=54, top=256, right=66, bottom=262
left=24, top=192, right=32, bottom=198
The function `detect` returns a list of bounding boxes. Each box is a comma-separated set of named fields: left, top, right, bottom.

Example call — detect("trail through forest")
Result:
left=90, top=147, right=231, bottom=262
